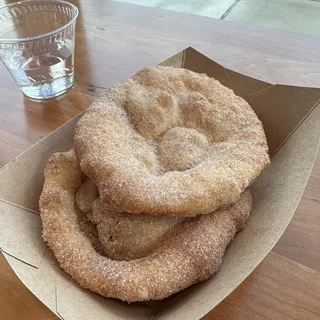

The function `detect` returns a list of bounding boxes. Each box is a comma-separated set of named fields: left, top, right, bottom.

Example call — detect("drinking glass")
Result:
left=0, top=0, right=79, bottom=99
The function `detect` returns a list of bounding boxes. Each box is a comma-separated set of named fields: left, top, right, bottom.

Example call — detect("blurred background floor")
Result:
left=114, top=0, right=320, bottom=36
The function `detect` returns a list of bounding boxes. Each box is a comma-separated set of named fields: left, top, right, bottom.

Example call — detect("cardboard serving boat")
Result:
left=0, top=48, right=320, bottom=319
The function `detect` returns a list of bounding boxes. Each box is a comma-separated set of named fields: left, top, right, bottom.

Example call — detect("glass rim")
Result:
left=0, top=0, right=79, bottom=43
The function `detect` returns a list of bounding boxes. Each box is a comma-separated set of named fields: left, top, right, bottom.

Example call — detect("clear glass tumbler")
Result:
left=0, top=0, right=79, bottom=99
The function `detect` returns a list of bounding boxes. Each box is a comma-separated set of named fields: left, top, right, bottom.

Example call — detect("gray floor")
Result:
left=115, top=0, right=320, bottom=36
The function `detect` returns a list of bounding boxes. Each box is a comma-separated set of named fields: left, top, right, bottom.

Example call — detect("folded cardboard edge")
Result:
left=2, top=249, right=59, bottom=317
left=0, top=250, right=60, bottom=320
left=0, top=114, right=83, bottom=212
left=248, top=86, right=320, bottom=156
left=0, top=198, right=46, bottom=268
left=184, top=47, right=320, bottom=157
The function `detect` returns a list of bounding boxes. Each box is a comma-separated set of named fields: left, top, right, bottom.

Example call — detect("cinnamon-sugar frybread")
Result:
left=39, top=66, right=269, bottom=302
left=74, top=66, right=269, bottom=216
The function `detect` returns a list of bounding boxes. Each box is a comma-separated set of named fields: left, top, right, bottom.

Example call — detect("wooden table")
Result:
left=1, top=1, right=320, bottom=319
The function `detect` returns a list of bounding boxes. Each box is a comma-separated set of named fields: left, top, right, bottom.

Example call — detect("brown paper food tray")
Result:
left=0, top=47, right=320, bottom=320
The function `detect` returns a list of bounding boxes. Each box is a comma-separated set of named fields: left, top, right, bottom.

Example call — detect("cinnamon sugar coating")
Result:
left=39, top=150, right=253, bottom=302
left=74, top=66, right=269, bottom=216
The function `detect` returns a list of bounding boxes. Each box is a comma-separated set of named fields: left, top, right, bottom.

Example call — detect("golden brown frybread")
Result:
left=39, top=66, right=269, bottom=302
left=74, top=66, right=269, bottom=216
left=40, top=150, right=253, bottom=302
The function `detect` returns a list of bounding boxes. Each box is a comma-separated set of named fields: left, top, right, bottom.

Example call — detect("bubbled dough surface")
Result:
left=74, top=66, right=270, bottom=216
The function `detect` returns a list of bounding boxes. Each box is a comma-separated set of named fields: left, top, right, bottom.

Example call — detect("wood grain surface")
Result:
left=0, top=0, right=319, bottom=319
